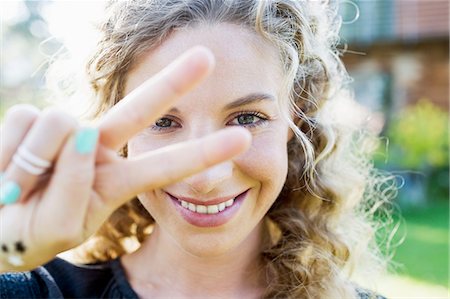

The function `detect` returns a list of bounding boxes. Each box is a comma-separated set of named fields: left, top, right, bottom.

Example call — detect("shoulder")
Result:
left=0, top=257, right=137, bottom=299
left=42, top=257, right=137, bottom=298
left=0, top=265, right=63, bottom=298
left=41, top=257, right=111, bottom=297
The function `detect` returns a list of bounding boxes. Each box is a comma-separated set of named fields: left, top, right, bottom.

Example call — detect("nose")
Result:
left=184, top=161, right=233, bottom=195
left=182, top=121, right=234, bottom=194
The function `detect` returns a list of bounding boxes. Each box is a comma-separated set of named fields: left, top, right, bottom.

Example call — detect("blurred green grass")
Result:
left=392, top=200, right=449, bottom=287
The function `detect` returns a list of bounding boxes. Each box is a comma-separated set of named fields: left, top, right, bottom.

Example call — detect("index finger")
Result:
left=97, top=46, right=215, bottom=150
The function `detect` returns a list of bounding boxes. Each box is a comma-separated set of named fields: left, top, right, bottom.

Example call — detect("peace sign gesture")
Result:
left=0, top=47, right=251, bottom=272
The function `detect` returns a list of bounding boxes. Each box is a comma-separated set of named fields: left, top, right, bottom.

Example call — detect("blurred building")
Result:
left=340, top=0, right=449, bottom=123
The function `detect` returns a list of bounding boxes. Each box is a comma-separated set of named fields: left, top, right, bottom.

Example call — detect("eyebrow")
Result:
left=167, top=92, right=275, bottom=114
left=224, top=93, right=276, bottom=110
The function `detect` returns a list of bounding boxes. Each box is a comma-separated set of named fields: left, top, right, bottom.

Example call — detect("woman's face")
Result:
left=126, top=23, right=291, bottom=256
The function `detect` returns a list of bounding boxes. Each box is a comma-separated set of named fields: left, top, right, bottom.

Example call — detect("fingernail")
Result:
left=75, top=128, right=99, bottom=154
left=0, top=181, right=21, bottom=205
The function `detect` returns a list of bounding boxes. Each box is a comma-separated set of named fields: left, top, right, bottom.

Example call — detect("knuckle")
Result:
left=40, top=108, right=78, bottom=133
left=126, top=107, right=148, bottom=128
left=163, top=75, right=184, bottom=98
left=5, top=104, right=40, bottom=123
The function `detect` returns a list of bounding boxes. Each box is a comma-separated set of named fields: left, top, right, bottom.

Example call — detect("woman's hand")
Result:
left=0, top=47, right=251, bottom=272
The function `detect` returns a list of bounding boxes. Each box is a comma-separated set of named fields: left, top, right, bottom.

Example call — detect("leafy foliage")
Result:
left=384, top=99, right=449, bottom=170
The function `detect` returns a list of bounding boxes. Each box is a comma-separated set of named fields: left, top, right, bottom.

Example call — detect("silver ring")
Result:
left=18, top=146, right=51, bottom=168
left=12, top=146, right=52, bottom=176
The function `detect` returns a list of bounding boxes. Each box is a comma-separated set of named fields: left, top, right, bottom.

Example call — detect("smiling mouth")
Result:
left=167, top=191, right=247, bottom=215
left=167, top=190, right=250, bottom=227
left=178, top=197, right=235, bottom=214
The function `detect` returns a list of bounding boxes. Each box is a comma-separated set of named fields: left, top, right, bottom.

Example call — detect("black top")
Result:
left=0, top=257, right=138, bottom=298
left=0, top=257, right=385, bottom=298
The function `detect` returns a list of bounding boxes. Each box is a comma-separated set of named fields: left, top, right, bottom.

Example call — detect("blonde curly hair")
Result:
left=63, top=1, right=396, bottom=298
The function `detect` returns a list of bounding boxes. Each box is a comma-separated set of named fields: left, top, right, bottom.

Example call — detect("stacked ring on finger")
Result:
left=12, top=145, right=52, bottom=176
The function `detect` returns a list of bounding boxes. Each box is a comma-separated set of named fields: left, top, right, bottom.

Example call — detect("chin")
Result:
left=176, top=230, right=241, bottom=258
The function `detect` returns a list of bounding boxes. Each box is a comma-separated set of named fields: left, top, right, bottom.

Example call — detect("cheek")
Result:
left=236, top=131, right=289, bottom=191
left=138, top=190, right=179, bottom=226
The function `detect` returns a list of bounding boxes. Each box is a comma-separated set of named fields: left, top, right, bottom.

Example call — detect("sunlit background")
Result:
left=1, top=1, right=449, bottom=298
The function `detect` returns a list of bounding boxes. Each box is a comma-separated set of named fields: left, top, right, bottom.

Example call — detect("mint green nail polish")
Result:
left=0, top=181, right=21, bottom=205
left=75, top=128, right=99, bottom=154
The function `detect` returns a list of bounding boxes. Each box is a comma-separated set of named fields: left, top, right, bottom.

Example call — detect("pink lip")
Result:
left=165, top=192, right=242, bottom=206
left=167, top=189, right=249, bottom=228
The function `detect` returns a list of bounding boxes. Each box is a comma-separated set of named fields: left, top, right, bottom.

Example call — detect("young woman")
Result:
left=0, top=1, right=389, bottom=298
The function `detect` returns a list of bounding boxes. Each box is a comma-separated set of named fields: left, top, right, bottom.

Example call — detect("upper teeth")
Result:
left=180, top=198, right=235, bottom=214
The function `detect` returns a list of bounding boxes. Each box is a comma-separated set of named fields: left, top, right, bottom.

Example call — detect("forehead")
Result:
left=125, top=23, right=283, bottom=101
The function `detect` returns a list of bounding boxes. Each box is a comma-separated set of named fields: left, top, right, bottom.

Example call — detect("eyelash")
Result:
left=150, top=111, right=269, bottom=132
left=150, top=115, right=181, bottom=132
left=228, top=111, right=269, bottom=128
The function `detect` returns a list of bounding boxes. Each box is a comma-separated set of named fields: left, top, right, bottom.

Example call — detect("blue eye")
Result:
left=229, top=112, right=268, bottom=128
left=237, top=114, right=256, bottom=125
